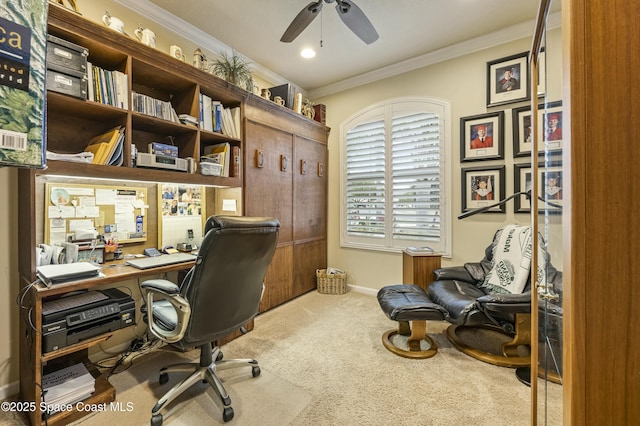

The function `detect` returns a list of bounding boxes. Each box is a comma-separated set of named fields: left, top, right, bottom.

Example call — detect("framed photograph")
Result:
left=514, top=162, right=563, bottom=214
left=514, top=163, right=533, bottom=213
left=460, top=111, right=504, bottom=162
left=487, top=51, right=530, bottom=107
left=512, top=101, right=563, bottom=157
left=77, top=245, right=105, bottom=264
left=538, top=101, right=563, bottom=154
left=461, top=166, right=506, bottom=214
left=540, top=163, right=563, bottom=214
left=512, top=105, right=533, bottom=157
left=537, top=48, right=546, bottom=97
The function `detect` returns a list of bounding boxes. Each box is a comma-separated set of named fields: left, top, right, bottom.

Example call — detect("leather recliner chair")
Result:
left=426, top=229, right=562, bottom=367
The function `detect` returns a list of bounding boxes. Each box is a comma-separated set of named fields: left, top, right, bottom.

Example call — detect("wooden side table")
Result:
left=402, top=250, right=442, bottom=290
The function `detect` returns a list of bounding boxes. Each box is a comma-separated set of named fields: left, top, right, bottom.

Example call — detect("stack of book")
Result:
left=41, top=363, right=95, bottom=413
left=199, top=94, right=241, bottom=138
left=83, top=126, right=125, bottom=165
left=200, top=142, right=240, bottom=177
left=87, top=63, right=129, bottom=109
left=131, top=91, right=179, bottom=123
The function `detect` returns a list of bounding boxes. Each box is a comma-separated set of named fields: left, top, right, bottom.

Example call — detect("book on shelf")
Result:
left=0, top=1, right=48, bottom=169
left=202, top=142, right=230, bottom=177
left=84, top=126, right=124, bottom=165
left=232, top=145, right=241, bottom=177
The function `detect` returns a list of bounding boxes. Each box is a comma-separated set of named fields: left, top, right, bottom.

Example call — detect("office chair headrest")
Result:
left=204, top=215, right=280, bottom=234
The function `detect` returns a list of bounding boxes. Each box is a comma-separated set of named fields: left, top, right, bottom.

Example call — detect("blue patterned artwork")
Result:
left=0, top=0, right=47, bottom=168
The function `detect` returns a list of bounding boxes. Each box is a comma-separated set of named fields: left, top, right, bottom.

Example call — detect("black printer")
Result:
left=42, top=288, right=135, bottom=353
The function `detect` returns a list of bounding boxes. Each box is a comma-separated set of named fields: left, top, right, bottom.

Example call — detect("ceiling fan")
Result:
left=280, top=0, right=379, bottom=45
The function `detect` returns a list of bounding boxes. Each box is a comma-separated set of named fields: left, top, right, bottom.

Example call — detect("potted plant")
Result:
left=209, top=50, right=254, bottom=92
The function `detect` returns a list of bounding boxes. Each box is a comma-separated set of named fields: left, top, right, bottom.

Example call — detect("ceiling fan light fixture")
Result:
left=301, top=48, right=316, bottom=58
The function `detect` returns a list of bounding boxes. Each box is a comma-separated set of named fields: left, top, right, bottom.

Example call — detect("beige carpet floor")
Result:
left=2, top=290, right=562, bottom=425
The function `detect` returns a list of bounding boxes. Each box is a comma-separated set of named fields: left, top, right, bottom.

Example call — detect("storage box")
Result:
left=46, top=69, right=88, bottom=99
left=200, top=161, right=223, bottom=176
left=316, top=269, right=347, bottom=295
left=46, top=34, right=88, bottom=78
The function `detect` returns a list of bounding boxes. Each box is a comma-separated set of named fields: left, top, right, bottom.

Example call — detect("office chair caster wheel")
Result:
left=223, top=406, right=234, bottom=422
left=151, top=413, right=163, bottom=426
left=216, top=351, right=224, bottom=361
left=159, top=372, right=169, bottom=385
left=252, top=365, right=261, bottom=377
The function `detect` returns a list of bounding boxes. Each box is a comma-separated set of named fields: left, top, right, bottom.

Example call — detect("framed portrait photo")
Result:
left=514, top=163, right=533, bottom=213
left=460, top=111, right=504, bottom=162
left=487, top=51, right=530, bottom=107
left=540, top=163, right=563, bottom=214
left=512, top=105, right=534, bottom=157
left=461, top=165, right=505, bottom=214
left=513, top=162, right=563, bottom=214
left=538, top=100, right=563, bottom=154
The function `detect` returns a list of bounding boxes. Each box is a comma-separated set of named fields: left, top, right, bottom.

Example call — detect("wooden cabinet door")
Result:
left=293, top=136, right=328, bottom=241
left=244, top=119, right=293, bottom=242
left=293, top=239, right=327, bottom=297
left=260, top=245, right=293, bottom=312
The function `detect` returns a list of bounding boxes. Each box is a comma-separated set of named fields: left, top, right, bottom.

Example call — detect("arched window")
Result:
left=340, top=97, right=451, bottom=254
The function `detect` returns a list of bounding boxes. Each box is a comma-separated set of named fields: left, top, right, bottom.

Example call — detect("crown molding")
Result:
left=116, top=1, right=561, bottom=99
left=114, top=0, right=294, bottom=88
left=308, top=11, right=562, bottom=99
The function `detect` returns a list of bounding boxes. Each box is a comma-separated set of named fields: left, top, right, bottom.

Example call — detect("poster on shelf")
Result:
left=0, top=0, right=47, bottom=168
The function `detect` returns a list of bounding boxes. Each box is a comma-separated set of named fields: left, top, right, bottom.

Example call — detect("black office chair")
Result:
left=140, top=215, right=279, bottom=425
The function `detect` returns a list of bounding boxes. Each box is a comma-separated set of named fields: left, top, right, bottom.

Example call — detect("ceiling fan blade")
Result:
left=335, top=0, right=379, bottom=44
left=280, top=1, right=323, bottom=43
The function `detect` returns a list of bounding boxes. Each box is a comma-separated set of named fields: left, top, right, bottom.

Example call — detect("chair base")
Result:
left=381, top=320, right=438, bottom=359
left=150, top=346, right=260, bottom=424
left=515, top=366, right=562, bottom=386
left=447, top=324, right=530, bottom=368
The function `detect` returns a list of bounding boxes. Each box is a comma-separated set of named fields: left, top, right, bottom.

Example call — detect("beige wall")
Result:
left=0, top=1, right=562, bottom=396
left=318, top=29, right=563, bottom=292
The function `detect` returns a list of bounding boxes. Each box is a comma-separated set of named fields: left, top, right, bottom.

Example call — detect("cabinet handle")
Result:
left=318, top=162, right=324, bottom=177
left=281, top=155, right=288, bottom=172
left=256, top=149, right=264, bottom=168
left=300, top=159, right=307, bottom=175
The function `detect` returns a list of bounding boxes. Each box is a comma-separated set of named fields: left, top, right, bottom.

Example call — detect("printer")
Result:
left=42, top=288, right=135, bottom=353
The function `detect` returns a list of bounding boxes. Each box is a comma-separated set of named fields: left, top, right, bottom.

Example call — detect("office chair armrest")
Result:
left=140, top=279, right=180, bottom=295
left=476, top=292, right=531, bottom=315
left=140, top=279, right=191, bottom=344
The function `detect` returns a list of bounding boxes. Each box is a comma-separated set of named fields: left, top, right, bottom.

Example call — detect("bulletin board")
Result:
left=45, top=182, right=148, bottom=245
left=157, top=183, right=206, bottom=250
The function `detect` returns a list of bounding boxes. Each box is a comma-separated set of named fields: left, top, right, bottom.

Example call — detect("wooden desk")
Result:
left=20, top=259, right=194, bottom=426
left=402, top=250, right=442, bottom=290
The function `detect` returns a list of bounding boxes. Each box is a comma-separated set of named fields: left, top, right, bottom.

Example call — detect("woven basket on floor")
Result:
left=316, top=269, right=347, bottom=295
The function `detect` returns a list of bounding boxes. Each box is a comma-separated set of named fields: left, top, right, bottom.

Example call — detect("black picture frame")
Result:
left=538, top=100, right=563, bottom=155
left=460, top=111, right=504, bottom=162
left=461, top=165, right=506, bottom=214
left=487, top=51, right=530, bottom=107
left=514, top=163, right=532, bottom=213
left=512, top=105, right=534, bottom=158
left=512, top=100, right=563, bottom=157
left=513, top=162, right=563, bottom=214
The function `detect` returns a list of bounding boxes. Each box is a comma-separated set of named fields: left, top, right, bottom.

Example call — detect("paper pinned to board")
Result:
left=222, top=199, right=237, bottom=212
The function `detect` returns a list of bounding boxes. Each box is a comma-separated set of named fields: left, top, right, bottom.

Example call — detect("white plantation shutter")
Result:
left=341, top=98, right=451, bottom=253
left=345, top=119, right=385, bottom=237
left=391, top=112, right=441, bottom=240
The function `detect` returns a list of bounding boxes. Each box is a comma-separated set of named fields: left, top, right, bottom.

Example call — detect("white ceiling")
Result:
left=120, top=0, right=559, bottom=98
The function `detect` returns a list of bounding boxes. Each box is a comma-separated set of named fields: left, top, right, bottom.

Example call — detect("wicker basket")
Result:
left=316, top=269, right=347, bottom=295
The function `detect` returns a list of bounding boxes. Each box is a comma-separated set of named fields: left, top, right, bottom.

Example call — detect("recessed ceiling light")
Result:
left=300, top=48, right=316, bottom=59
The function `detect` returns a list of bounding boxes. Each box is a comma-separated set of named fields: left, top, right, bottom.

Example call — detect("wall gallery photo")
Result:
left=460, top=111, right=504, bottom=162
left=461, top=165, right=505, bottom=213
left=486, top=51, right=530, bottom=107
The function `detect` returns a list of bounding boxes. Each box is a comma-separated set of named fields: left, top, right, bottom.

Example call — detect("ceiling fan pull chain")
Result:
left=320, top=7, right=324, bottom=47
